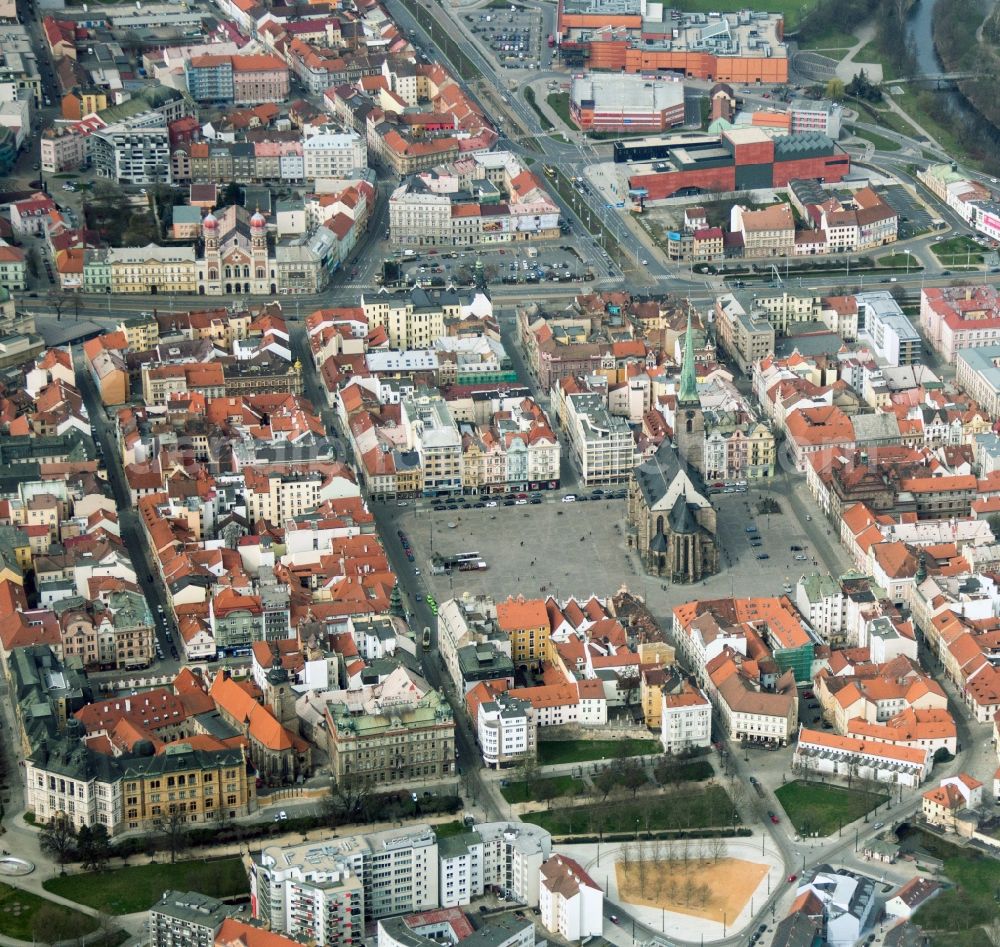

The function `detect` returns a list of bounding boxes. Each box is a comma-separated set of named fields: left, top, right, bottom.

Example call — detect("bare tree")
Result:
left=39, top=816, right=76, bottom=873
left=683, top=873, right=696, bottom=906
left=696, top=838, right=710, bottom=866
left=32, top=905, right=79, bottom=943
left=622, top=759, right=647, bottom=798
left=728, top=777, right=747, bottom=826
left=153, top=809, right=188, bottom=864
left=696, top=882, right=711, bottom=907
left=620, top=840, right=633, bottom=885
left=663, top=839, right=675, bottom=874
left=47, top=288, right=67, bottom=322
left=666, top=871, right=679, bottom=902
left=324, top=774, right=374, bottom=826
left=636, top=838, right=648, bottom=888
left=618, top=666, right=641, bottom=708
left=650, top=838, right=665, bottom=897
left=593, top=766, right=618, bottom=801
left=711, top=834, right=727, bottom=863
left=516, top=754, right=541, bottom=797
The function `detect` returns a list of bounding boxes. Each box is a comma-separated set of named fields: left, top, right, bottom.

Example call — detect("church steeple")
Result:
left=678, top=308, right=699, bottom=405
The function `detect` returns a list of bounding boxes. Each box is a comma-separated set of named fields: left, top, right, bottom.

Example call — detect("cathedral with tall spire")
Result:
left=624, top=306, right=718, bottom=582
left=674, top=309, right=704, bottom=474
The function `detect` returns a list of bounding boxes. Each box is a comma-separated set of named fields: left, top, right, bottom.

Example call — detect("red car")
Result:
left=770, top=814, right=780, bottom=824
left=803, top=690, right=814, bottom=699
left=787, top=874, right=797, bottom=884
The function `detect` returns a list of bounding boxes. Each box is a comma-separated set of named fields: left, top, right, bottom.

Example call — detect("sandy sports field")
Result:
left=616, top=857, right=770, bottom=924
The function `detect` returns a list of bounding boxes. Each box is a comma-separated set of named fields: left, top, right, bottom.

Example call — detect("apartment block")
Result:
left=303, top=129, right=367, bottom=179
left=402, top=389, right=463, bottom=497
left=91, top=122, right=171, bottom=184
left=149, top=892, right=230, bottom=947
left=250, top=826, right=439, bottom=932
left=660, top=680, right=712, bottom=754
left=562, top=391, right=638, bottom=485
left=475, top=691, right=536, bottom=768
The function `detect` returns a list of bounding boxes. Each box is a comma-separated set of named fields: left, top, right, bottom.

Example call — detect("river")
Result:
left=904, top=0, right=1000, bottom=146
left=906, top=0, right=941, bottom=76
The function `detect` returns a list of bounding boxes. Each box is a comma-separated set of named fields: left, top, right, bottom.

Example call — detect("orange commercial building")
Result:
left=557, top=1, right=788, bottom=83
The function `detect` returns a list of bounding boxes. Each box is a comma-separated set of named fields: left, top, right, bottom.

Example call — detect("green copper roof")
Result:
left=678, top=309, right=699, bottom=405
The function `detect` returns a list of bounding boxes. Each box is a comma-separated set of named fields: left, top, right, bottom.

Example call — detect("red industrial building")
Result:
left=622, top=127, right=850, bottom=202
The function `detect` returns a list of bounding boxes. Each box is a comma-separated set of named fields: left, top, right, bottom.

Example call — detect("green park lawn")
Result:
left=0, top=882, right=100, bottom=942
left=537, top=739, right=660, bottom=766
left=852, top=40, right=898, bottom=81
left=546, top=92, right=574, bottom=129
left=911, top=831, right=1000, bottom=942
left=500, top=775, right=578, bottom=803
left=931, top=236, right=984, bottom=265
left=774, top=780, right=885, bottom=837
left=521, top=784, right=735, bottom=836
left=44, top=857, right=248, bottom=915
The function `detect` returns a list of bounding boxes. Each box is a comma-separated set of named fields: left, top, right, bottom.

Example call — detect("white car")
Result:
left=485, top=500, right=498, bottom=507
left=561, top=495, right=576, bottom=503
left=514, top=498, right=528, bottom=505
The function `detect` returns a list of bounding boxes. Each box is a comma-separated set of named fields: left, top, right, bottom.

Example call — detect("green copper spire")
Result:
left=678, top=308, right=699, bottom=405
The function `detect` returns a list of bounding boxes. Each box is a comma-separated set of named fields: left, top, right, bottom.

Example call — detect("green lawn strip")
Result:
left=524, top=88, right=553, bottom=131
left=0, top=882, right=100, bottom=942
left=877, top=253, right=922, bottom=268
left=546, top=92, right=573, bottom=129
left=774, top=780, right=885, bottom=836
left=932, top=237, right=982, bottom=258
left=854, top=129, right=901, bottom=152
left=537, top=738, right=660, bottom=766
left=44, top=857, right=248, bottom=915
left=501, top=775, right=577, bottom=803
left=521, top=784, right=735, bottom=835
left=435, top=820, right=467, bottom=838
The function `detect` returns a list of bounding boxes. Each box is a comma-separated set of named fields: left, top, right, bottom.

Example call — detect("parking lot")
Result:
left=387, top=481, right=841, bottom=623
left=881, top=184, right=936, bottom=238
left=384, top=243, right=597, bottom=288
left=463, top=4, right=544, bottom=71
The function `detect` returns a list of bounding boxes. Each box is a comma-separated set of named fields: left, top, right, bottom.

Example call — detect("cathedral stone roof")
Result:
left=668, top=493, right=701, bottom=535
